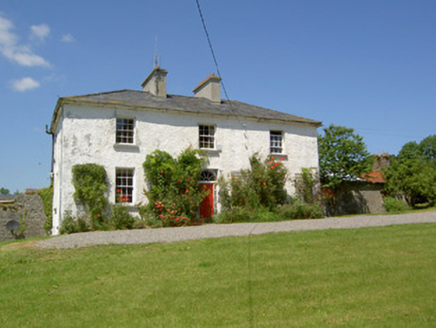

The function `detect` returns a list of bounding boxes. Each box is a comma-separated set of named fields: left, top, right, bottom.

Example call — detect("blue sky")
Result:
left=1, top=0, right=435, bottom=192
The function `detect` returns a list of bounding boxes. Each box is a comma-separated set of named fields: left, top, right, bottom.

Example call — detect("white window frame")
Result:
left=270, top=130, right=283, bottom=154
left=199, top=124, right=216, bottom=150
left=116, top=118, right=135, bottom=144
left=115, top=168, right=134, bottom=204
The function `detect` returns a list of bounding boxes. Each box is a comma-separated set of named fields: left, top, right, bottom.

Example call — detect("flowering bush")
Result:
left=142, top=148, right=208, bottom=226
left=219, top=154, right=288, bottom=211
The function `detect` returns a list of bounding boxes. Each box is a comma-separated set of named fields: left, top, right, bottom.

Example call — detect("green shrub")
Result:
left=59, top=211, right=92, bottom=234
left=213, top=207, right=255, bottom=224
left=139, top=206, right=163, bottom=228
left=76, top=216, right=91, bottom=232
left=279, top=202, right=324, bottom=220
left=219, top=154, right=288, bottom=212
left=38, top=185, right=53, bottom=234
left=213, top=207, right=286, bottom=224
left=109, top=206, right=135, bottom=230
left=383, top=196, right=410, bottom=212
left=59, top=211, right=78, bottom=234
left=143, top=148, right=207, bottom=226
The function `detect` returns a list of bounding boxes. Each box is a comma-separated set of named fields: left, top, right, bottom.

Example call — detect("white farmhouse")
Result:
left=49, top=68, right=321, bottom=235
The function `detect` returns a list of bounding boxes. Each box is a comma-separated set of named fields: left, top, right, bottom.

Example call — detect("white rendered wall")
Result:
left=51, top=104, right=319, bottom=234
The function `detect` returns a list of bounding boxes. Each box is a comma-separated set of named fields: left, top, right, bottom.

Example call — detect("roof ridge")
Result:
left=62, top=89, right=133, bottom=99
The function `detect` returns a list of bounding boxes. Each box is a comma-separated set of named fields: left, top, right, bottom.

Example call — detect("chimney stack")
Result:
left=193, top=73, right=222, bottom=103
left=141, top=67, right=167, bottom=98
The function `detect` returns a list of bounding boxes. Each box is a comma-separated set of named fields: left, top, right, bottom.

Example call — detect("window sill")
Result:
left=199, top=148, right=222, bottom=155
left=114, top=143, right=139, bottom=151
left=270, top=153, right=288, bottom=160
left=113, top=202, right=134, bottom=207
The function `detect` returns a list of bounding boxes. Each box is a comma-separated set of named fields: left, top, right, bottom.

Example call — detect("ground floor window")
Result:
left=116, top=168, right=134, bottom=203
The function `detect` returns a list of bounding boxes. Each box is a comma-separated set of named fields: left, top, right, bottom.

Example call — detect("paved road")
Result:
left=36, top=211, right=436, bottom=249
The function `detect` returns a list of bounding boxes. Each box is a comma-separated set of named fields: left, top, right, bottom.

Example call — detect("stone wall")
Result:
left=0, top=194, right=47, bottom=242
left=326, top=183, right=386, bottom=216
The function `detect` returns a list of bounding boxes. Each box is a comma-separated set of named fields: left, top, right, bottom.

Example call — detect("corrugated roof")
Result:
left=361, top=170, right=386, bottom=184
left=58, top=90, right=322, bottom=126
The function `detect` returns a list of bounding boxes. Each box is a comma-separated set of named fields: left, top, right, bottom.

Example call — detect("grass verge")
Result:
left=1, top=223, right=436, bottom=327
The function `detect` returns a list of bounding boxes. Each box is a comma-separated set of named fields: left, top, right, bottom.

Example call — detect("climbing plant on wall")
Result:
left=72, top=163, right=109, bottom=222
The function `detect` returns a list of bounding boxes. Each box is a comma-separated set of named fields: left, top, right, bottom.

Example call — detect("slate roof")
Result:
left=55, top=89, right=321, bottom=126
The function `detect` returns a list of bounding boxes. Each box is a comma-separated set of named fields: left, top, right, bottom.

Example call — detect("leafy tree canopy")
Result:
left=318, top=124, right=373, bottom=192
left=0, top=187, right=10, bottom=195
left=419, top=135, right=436, bottom=163
left=384, top=135, right=436, bottom=206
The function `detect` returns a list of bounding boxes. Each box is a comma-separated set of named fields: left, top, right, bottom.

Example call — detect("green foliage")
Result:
left=383, top=197, right=410, bottom=213
left=398, top=141, right=420, bottom=161
left=213, top=206, right=284, bottom=224
left=384, top=135, right=436, bottom=207
left=72, top=164, right=109, bottom=223
left=293, top=168, right=322, bottom=204
left=419, top=135, right=436, bottom=163
left=0, top=187, right=10, bottom=195
left=143, top=148, right=207, bottom=226
left=38, top=185, right=53, bottom=234
left=59, top=211, right=79, bottom=234
left=318, top=125, right=373, bottom=214
left=216, top=156, right=325, bottom=223
left=59, top=207, right=138, bottom=234
left=18, top=211, right=27, bottom=238
left=279, top=202, right=324, bottom=220
left=318, top=125, right=373, bottom=190
left=109, top=206, right=135, bottom=230
left=219, top=154, right=288, bottom=212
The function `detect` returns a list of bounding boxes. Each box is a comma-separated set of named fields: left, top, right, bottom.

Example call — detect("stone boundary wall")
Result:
left=326, top=184, right=386, bottom=216
left=0, top=194, right=47, bottom=242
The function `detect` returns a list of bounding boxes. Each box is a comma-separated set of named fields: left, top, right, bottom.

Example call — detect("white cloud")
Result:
left=30, top=24, right=50, bottom=41
left=11, top=77, right=40, bottom=92
left=61, top=33, right=75, bottom=43
left=0, top=13, right=50, bottom=67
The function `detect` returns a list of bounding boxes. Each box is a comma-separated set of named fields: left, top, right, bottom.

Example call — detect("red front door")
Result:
left=199, top=183, right=214, bottom=219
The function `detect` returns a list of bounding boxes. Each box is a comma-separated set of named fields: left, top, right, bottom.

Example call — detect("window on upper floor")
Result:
left=116, top=118, right=134, bottom=144
left=115, top=168, right=134, bottom=204
left=199, top=124, right=215, bottom=149
left=270, top=131, right=283, bottom=154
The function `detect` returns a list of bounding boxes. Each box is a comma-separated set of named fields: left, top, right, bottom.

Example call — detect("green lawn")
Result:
left=1, top=223, right=436, bottom=327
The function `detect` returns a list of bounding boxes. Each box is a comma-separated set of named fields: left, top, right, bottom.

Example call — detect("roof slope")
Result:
left=57, top=89, right=321, bottom=126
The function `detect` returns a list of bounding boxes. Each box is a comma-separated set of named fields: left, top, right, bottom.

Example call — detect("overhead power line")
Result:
left=194, top=0, right=250, bottom=150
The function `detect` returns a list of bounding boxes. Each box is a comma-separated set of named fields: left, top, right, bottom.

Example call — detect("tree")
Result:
left=398, top=141, right=420, bottom=161
left=0, top=188, right=10, bottom=195
left=318, top=125, right=373, bottom=213
left=384, top=135, right=436, bottom=207
left=419, top=135, right=436, bottom=163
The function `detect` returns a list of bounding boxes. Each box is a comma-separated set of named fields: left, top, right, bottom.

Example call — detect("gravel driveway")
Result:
left=36, top=211, right=436, bottom=249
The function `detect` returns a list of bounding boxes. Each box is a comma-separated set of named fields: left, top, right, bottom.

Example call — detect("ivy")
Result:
left=38, top=185, right=53, bottom=234
left=72, top=164, right=109, bottom=222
